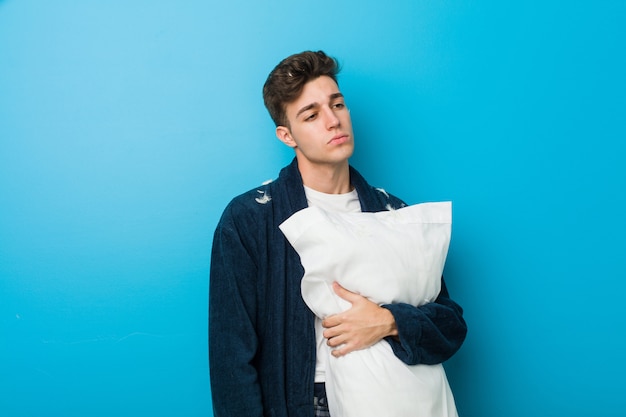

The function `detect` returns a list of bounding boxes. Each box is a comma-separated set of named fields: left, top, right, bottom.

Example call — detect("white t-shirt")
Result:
left=303, top=185, right=361, bottom=383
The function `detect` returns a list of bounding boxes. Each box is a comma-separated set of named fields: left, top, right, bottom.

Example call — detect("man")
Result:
left=209, top=50, right=467, bottom=417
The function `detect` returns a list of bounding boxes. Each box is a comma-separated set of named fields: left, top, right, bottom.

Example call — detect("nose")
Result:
left=323, top=105, right=340, bottom=129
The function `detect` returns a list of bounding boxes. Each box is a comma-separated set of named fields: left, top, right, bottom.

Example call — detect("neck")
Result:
left=297, top=159, right=352, bottom=194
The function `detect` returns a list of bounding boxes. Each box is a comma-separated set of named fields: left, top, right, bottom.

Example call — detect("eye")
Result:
left=304, top=113, right=317, bottom=121
left=332, top=102, right=345, bottom=110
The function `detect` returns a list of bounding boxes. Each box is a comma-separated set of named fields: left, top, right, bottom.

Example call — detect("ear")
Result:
left=276, top=126, right=297, bottom=149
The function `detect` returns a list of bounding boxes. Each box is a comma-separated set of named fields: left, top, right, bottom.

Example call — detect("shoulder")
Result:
left=219, top=178, right=278, bottom=226
left=350, top=166, right=407, bottom=212
left=372, top=186, right=407, bottom=211
left=219, top=159, right=306, bottom=227
left=212, top=180, right=280, bottom=259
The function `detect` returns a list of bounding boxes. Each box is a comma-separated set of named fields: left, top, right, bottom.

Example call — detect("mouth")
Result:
left=328, top=134, right=349, bottom=145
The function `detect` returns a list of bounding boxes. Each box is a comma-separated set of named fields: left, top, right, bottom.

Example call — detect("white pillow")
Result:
left=280, top=201, right=452, bottom=313
left=279, top=202, right=457, bottom=417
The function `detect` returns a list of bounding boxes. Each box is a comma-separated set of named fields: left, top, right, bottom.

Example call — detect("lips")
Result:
left=328, top=134, right=349, bottom=145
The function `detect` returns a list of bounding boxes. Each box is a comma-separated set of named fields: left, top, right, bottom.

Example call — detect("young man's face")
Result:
left=276, top=76, right=354, bottom=171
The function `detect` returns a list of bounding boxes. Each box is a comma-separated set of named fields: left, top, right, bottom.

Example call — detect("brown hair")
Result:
left=262, top=50, right=340, bottom=127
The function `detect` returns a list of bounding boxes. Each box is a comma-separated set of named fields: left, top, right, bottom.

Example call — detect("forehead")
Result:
left=287, top=76, right=341, bottom=112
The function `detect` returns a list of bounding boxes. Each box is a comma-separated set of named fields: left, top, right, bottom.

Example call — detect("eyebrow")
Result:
left=295, top=92, right=344, bottom=119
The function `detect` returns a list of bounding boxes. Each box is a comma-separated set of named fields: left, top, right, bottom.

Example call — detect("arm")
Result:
left=209, top=205, right=263, bottom=417
left=322, top=278, right=466, bottom=365
left=382, top=277, right=467, bottom=365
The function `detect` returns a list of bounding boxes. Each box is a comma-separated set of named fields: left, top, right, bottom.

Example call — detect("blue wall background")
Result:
left=1, top=1, right=625, bottom=416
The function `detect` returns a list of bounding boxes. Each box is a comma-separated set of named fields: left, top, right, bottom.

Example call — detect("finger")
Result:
left=332, top=281, right=361, bottom=302
left=331, top=344, right=352, bottom=358
left=322, top=315, right=340, bottom=329
left=322, top=310, right=350, bottom=328
left=326, top=333, right=347, bottom=348
left=322, top=326, right=338, bottom=339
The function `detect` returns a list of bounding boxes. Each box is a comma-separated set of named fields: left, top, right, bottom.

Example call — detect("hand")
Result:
left=321, top=282, right=398, bottom=358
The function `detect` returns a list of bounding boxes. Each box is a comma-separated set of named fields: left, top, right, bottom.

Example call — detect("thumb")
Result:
left=332, top=281, right=360, bottom=302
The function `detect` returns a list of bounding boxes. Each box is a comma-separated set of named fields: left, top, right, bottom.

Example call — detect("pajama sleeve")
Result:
left=209, top=203, right=264, bottom=417
left=383, top=277, right=467, bottom=365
